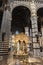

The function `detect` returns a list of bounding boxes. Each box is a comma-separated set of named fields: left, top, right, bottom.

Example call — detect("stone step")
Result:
left=0, top=43, right=9, bottom=55
left=0, top=47, right=9, bottom=49
left=0, top=48, right=8, bottom=51
left=0, top=49, right=8, bottom=55
left=0, top=52, right=9, bottom=55
left=0, top=50, right=8, bottom=52
left=0, top=44, right=9, bottom=47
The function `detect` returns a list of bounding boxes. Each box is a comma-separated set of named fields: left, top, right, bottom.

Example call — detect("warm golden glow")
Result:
left=12, top=33, right=31, bottom=55
left=14, top=33, right=31, bottom=44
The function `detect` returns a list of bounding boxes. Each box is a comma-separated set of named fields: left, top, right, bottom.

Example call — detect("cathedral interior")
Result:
left=0, top=0, right=43, bottom=65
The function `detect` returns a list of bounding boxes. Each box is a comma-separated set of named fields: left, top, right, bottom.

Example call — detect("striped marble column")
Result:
left=30, top=1, right=40, bottom=57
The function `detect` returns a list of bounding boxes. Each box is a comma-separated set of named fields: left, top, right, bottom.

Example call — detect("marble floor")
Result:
left=0, top=55, right=43, bottom=65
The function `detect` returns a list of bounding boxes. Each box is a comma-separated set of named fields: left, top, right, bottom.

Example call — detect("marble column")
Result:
left=25, top=27, right=30, bottom=53
left=41, top=26, right=43, bottom=36
left=1, top=5, right=12, bottom=54
left=1, top=4, right=11, bottom=34
left=25, top=27, right=29, bottom=36
left=30, top=1, right=40, bottom=57
left=30, top=28, right=32, bottom=37
left=17, top=42, right=20, bottom=54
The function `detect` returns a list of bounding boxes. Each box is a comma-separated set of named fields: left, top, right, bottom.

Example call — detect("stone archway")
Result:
left=10, top=1, right=39, bottom=56
left=1, top=1, right=41, bottom=57
left=11, top=6, right=31, bottom=36
left=10, top=1, right=31, bottom=12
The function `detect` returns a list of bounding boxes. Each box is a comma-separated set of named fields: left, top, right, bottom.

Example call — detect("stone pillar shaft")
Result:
left=30, top=1, right=40, bottom=57
left=1, top=5, right=11, bottom=54
left=17, top=42, right=20, bottom=54
left=25, top=27, right=29, bottom=36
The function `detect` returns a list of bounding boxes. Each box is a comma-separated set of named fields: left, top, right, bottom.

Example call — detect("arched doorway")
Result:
left=11, top=6, right=31, bottom=35
left=8, top=6, right=32, bottom=65
left=37, top=8, right=43, bottom=33
left=9, top=5, right=32, bottom=53
left=9, top=6, right=32, bottom=52
left=37, top=8, right=43, bottom=52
